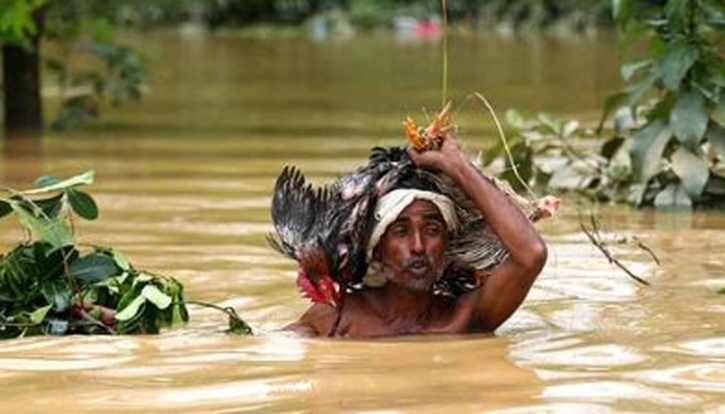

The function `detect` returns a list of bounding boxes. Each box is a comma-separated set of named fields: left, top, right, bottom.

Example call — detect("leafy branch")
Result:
left=0, top=171, right=251, bottom=338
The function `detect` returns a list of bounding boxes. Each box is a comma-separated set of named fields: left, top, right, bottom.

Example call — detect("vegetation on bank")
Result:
left=484, top=0, right=725, bottom=209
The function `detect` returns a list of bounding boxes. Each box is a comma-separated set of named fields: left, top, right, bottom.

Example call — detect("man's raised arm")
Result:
left=407, top=134, right=547, bottom=331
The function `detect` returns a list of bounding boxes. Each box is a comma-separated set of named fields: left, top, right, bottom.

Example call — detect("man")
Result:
left=285, top=133, right=548, bottom=338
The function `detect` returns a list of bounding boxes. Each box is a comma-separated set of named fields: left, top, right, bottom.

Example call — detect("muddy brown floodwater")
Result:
left=1, top=32, right=725, bottom=413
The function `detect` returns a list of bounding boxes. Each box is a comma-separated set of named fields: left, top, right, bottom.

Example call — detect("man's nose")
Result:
left=410, top=231, right=425, bottom=254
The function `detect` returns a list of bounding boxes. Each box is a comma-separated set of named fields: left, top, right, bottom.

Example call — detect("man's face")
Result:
left=376, top=199, right=447, bottom=291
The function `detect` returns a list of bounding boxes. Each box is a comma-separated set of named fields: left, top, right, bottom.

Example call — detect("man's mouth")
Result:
left=406, top=258, right=430, bottom=275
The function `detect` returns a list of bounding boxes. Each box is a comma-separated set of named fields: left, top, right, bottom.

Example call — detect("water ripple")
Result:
left=543, top=381, right=700, bottom=406
left=0, top=356, right=134, bottom=371
left=517, top=344, right=648, bottom=368
left=629, top=364, right=725, bottom=393
left=658, top=337, right=725, bottom=357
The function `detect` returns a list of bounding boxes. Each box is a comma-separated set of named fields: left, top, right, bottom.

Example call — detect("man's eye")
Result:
left=425, top=224, right=443, bottom=235
left=391, top=225, right=409, bottom=236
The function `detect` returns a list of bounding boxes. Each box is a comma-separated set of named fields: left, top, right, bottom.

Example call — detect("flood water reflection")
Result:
left=1, top=32, right=725, bottom=413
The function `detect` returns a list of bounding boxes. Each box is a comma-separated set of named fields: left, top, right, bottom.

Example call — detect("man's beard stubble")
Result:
left=381, top=253, right=444, bottom=291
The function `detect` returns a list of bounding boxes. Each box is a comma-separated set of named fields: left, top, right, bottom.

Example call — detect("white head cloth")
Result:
left=366, top=189, right=460, bottom=260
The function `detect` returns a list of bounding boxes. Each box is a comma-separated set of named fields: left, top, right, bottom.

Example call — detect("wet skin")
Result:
left=286, top=133, right=548, bottom=338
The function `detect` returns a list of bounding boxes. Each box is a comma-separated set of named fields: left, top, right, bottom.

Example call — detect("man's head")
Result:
left=366, top=189, right=459, bottom=291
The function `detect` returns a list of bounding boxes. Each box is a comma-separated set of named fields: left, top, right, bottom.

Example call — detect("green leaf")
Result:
left=654, top=183, right=692, bottom=209
left=664, top=0, right=688, bottom=31
left=9, top=201, right=75, bottom=248
left=112, top=250, right=131, bottom=271
left=505, top=109, right=532, bottom=130
left=29, top=304, right=53, bottom=324
left=537, top=113, right=560, bottom=134
left=67, top=189, right=98, bottom=220
left=35, top=176, right=60, bottom=188
left=671, top=147, right=709, bottom=198
left=693, top=79, right=720, bottom=104
left=670, top=90, right=708, bottom=151
left=628, top=183, right=647, bottom=206
left=22, top=170, right=95, bottom=196
left=172, top=303, right=189, bottom=325
left=625, top=71, right=658, bottom=105
left=0, top=0, right=46, bottom=45
left=227, top=307, right=252, bottom=335
left=34, top=193, right=64, bottom=218
left=630, top=120, right=673, bottom=182
left=657, top=44, right=699, bottom=91
left=613, top=106, right=636, bottom=133
left=0, top=200, right=12, bottom=219
left=561, top=120, right=579, bottom=138
left=115, top=295, right=146, bottom=322
left=621, top=60, right=652, bottom=81
left=133, top=273, right=154, bottom=285
left=612, top=0, right=635, bottom=25
left=597, top=92, right=629, bottom=134
left=41, top=279, right=72, bottom=312
left=548, top=161, right=595, bottom=190
left=648, top=91, right=678, bottom=121
left=69, top=253, right=119, bottom=284
left=141, top=285, right=172, bottom=310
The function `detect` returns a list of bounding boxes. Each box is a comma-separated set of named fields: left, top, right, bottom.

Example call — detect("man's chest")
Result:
left=334, top=297, right=475, bottom=338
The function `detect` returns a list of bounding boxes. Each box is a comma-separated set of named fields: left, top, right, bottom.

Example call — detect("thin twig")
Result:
left=0, top=319, right=41, bottom=329
left=186, top=300, right=251, bottom=333
left=76, top=309, right=117, bottom=335
left=580, top=223, right=650, bottom=286
left=632, top=236, right=661, bottom=265
left=441, top=0, right=448, bottom=107
left=473, top=92, right=537, bottom=199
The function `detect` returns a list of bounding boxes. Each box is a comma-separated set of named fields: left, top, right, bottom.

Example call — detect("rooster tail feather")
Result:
left=266, top=233, right=296, bottom=259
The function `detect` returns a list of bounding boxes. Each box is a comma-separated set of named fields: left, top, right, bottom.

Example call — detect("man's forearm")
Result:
left=446, top=161, right=546, bottom=272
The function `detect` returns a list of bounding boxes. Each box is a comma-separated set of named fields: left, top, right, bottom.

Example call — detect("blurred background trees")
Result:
left=1, top=0, right=615, bottom=138
left=1, top=0, right=146, bottom=137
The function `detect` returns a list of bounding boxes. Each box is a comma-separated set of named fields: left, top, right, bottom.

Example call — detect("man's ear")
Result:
left=372, top=246, right=381, bottom=262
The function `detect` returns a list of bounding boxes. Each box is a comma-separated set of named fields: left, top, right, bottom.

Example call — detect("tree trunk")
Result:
left=2, top=7, right=46, bottom=139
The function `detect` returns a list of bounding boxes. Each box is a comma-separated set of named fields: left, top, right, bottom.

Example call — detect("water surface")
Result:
left=2, top=32, right=724, bottom=413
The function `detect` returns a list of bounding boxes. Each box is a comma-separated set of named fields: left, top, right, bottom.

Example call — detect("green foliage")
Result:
left=0, top=242, right=188, bottom=337
left=47, top=40, right=147, bottom=130
left=483, top=110, right=631, bottom=202
left=0, top=0, right=46, bottom=45
left=0, top=171, right=252, bottom=338
left=42, top=3, right=148, bottom=130
left=0, top=171, right=185, bottom=337
left=604, top=0, right=725, bottom=208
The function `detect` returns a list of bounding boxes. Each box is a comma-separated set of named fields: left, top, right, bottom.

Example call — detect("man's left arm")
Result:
left=407, top=135, right=547, bottom=331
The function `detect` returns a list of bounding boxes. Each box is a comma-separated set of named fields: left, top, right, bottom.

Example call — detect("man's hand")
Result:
left=405, top=132, right=468, bottom=176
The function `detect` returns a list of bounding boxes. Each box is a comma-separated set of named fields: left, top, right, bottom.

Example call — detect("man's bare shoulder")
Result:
left=284, top=303, right=338, bottom=337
